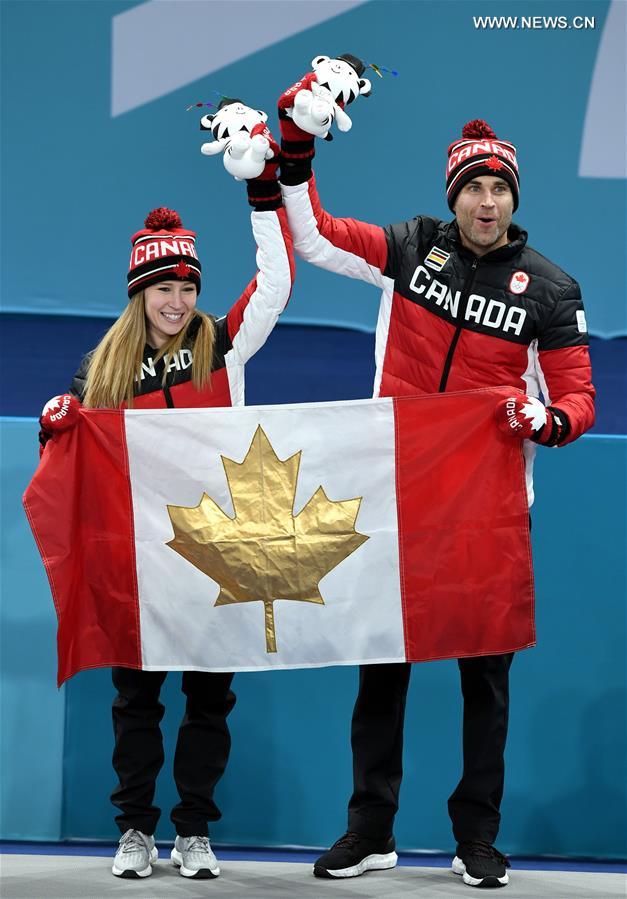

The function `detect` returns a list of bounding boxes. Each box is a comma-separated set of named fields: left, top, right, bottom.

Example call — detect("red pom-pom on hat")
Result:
left=461, top=119, right=497, bottom=140
left=144, top=207, right=183, bottom=231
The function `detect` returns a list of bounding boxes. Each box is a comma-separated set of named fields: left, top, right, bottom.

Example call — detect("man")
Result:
left=278, top=88, right=595, bottom=889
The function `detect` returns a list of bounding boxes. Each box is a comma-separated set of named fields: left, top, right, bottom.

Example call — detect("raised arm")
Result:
left=207, top=118, right=295, bottom=377
left=223, top=201, right=294, bottom=365
left=278, top=75, right=390, bottom=288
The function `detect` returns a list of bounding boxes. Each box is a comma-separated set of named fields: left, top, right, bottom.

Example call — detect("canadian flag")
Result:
left=24, top=389, right=534, bottom=685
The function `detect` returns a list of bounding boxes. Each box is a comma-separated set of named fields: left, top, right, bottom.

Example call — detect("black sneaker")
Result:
left=313, top=831, right=397, bottom=879
left=452, top=841, right=510, bottom=887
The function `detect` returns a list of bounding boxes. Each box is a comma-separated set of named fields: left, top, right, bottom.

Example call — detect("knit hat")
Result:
left=446, top=120, right=520, bottom=212
left=127, top=208, right=201, bottom=299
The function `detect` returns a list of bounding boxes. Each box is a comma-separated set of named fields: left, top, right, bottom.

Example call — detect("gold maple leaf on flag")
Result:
left=166, top=426, right=369, bottom=653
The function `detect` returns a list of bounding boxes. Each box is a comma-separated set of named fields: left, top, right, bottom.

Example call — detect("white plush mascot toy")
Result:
left=278, top=53, right=372, bottom=141
left=200, top=98, right=277, bottom=180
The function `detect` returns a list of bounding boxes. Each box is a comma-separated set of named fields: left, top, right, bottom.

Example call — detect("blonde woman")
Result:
left=42, top=131, right=293, bottom=880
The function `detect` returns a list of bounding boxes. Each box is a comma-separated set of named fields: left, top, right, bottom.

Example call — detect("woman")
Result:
left=42, top=128, right=293, bottom=880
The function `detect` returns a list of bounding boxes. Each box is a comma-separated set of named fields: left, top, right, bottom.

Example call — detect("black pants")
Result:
left=347, top=653, right=514, bottom=844
left=111, top=667, right=235, bottom=837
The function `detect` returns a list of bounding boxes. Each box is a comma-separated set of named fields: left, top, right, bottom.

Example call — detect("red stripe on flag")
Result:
left=394, top=389, right=535, bottom=662
left=23, top=410, right=141, bottom=684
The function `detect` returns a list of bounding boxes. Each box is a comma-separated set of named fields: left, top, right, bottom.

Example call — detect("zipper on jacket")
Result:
left=163, top=382, right=174, bottom=408
left=438, top=257, right=479, bottom=392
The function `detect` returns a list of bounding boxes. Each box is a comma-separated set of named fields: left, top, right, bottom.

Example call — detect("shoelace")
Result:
left=332, top=832, right=362, bottom=850
left=460, top=841, right=510, bottom=868
left=120, top=830, right=149, bottom=854
left=185, top=836, right=211, bottom=853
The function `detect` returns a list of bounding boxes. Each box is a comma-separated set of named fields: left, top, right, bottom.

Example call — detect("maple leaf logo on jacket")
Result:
left=509, top=271, right=530, bottom=294
left=166, top=426, right=368, bottom=653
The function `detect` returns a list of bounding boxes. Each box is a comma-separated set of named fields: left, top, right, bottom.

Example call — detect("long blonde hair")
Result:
left=83, top=291, right=215, bottom=409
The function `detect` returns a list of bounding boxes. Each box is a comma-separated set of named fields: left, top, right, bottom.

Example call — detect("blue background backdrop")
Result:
left=1, top=0, right=625, bottom=859
left=1, top=0, right=625, bottom=334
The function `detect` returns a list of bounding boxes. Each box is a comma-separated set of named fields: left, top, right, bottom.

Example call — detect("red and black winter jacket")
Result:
left=281, top=173, right=595, bottom=447
left=69, top=207, right=294, bottom=408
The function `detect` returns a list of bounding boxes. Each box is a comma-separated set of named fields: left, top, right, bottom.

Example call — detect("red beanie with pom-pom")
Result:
left=446, top=120, right=520, bottom=212
left=127, top=207, right=202, bottom=298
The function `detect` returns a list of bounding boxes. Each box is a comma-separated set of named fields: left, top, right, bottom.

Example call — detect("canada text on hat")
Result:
left=127, top=208, right=202, bottom=298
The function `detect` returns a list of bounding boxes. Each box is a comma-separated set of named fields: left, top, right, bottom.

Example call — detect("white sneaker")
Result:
left=112, top=829, right=157, bottom=878
left=171, top=835, right=220, bottom=878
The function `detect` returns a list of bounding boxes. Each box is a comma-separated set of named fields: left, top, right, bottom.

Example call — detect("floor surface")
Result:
left=1, top=854, right=625, bottom=899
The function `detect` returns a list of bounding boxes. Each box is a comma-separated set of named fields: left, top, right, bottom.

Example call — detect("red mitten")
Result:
left=495, top=395, right=564, bottom=445
left=278, top=77, right=317, bottom=186
left=39, top=394, right=81, bottom=457
left=40, top=394, right=81, bottom=433
left=246, top=123, right=282, bottom=210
